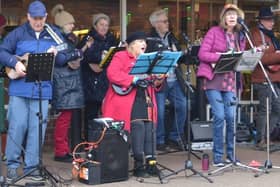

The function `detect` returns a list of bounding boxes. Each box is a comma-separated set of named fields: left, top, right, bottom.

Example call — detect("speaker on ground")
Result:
left=88, top=120, right=129, bottom=184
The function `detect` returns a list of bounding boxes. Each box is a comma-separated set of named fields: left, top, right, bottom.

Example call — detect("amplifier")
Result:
left=191, top=121, right=213, bottom=142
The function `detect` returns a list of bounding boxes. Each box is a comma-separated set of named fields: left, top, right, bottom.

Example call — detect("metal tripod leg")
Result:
left=209, top=161, right=264, bottom=176
left=162, top=159, right=213, bottom=183
left=254, top=97, right=280, bottom=178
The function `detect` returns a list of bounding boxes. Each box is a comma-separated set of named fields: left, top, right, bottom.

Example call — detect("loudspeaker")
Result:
left=88, top=120, right=129, bottom=184
left=191, top=121, right=213, bottom=142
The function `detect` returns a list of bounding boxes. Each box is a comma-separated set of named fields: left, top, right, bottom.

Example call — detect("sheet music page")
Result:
left=235, top=50, right=263, bottom=72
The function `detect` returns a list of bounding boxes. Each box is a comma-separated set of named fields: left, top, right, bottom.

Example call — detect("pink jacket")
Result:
left=197, top=26, right=246, bottom=80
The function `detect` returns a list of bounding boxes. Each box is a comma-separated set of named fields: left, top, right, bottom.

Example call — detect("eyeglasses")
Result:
left=157, top=19, right=169, bottom=24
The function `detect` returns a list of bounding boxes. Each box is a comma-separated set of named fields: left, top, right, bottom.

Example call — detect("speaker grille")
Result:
left=88, top=120, right=129, bottom=183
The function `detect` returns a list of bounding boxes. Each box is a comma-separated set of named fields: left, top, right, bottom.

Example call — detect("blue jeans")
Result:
left=6, top=96, right=49, bottom=174
left=156, top=80, right=187, bottom=144
left=205, top=90, right=235, bottom=163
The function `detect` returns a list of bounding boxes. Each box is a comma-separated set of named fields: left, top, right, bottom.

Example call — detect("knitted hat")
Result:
left=257, top=7, right=275, bottom=20
left=220, top=4, right=244, bottom=20
left=28, top=0, right=47, bottom=17
left=92, top=13, right=110, bottom=26
left=0, top=14, right=7, bottom=28
left=51, top=4, right=75, bottom=27
left=126, top=31, right=146, bottom=45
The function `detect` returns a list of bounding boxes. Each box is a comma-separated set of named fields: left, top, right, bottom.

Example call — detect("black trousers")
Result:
left=130, top=121, right=156, bottom=160
left=84, top=101, right=102, bottom=141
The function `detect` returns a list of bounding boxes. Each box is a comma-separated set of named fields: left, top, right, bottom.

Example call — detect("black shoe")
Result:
left=133, top=168, right=150, bottom=178
left=54, top=153, right=73, bottom=163
left=146, top=164, right=159, bottom=177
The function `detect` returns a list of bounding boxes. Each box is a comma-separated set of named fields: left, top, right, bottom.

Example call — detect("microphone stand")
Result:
left=243, top=30, right=280, bottom=178
left=161, top=36, right=213, bottom=183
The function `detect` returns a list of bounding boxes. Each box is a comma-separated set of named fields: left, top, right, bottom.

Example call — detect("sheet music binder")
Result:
left=99, top=47, right=126, bottom=68
left=129, top=51, right=182, bottom=75
left=213, top=51, right=243, bottom=73
left=25, top=53, right=55, bottom=82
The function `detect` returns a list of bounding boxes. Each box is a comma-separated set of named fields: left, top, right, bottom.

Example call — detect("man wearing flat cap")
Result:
left=0, top=0, right=71, bottom=181
left=250, top=7, right=280, bottom=148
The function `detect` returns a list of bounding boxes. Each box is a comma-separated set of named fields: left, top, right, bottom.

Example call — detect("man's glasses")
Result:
left=157, top=19, right=169, bottom=24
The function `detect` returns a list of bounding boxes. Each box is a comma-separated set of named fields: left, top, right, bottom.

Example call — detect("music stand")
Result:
left=129, top=51, right=181, bottom=183
left=209, top=50, right=265, bottom=176
left=160, top=60, right=213, bottom=184
left=213, top=51, right=243, bottom=74
left=11, top=53, right=58, bottom=185
left=130, top=51, right=181, bottom=75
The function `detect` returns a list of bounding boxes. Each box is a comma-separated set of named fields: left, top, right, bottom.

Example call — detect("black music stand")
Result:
left=11, top=53, right=58, bottom=186
left=209, top=50, right=264, bottom=176
left=213, top=51, right=243, bottom=74
left=129, top=50, right=181, bottom=183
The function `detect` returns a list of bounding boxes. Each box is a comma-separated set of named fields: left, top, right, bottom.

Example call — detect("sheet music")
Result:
left=99, top=47, right=125, bottom=68
left=235, top=50, right=263, bottom=72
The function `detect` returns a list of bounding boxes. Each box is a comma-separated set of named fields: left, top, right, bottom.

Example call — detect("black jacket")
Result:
left=52, top=32, right=84, bottom=110
left=79, top=28, right=116, bottom=102
left=146, top=28, right=181, bottom=53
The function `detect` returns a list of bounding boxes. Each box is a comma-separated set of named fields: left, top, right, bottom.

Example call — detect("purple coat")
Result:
left=197, top=26, right=246, bottom=80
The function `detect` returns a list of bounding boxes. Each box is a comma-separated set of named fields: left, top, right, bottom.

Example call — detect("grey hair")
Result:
left=149, top=9, right=167, bottom=26
left=92, top=13, right=110, bottom=26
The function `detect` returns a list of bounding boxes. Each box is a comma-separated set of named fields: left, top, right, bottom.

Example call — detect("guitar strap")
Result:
left=44, top=23, right=64, bottom=45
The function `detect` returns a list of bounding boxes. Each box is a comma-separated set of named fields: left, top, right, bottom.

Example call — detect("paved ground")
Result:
left=1, top=143, right=280, bottom=187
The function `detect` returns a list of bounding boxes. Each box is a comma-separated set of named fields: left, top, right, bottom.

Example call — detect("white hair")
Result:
left=149, top=9, right=167, bottom=26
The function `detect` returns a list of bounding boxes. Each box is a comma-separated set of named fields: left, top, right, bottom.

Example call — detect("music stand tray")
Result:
left=213, top=51, right=243, bottom=74
left=25, top=53, right=55, bottom=82
left=130, top=51, right=182, bottom=75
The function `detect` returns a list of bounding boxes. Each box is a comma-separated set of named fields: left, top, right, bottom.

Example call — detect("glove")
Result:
left=132, top=76, right=148, bottom=88
left=66, top=49, right=83, bottom=62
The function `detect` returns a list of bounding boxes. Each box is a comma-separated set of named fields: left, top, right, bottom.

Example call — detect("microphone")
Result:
left=237, top=17, right=250, bottom=33
left=146, top=37, right=162, bottom=42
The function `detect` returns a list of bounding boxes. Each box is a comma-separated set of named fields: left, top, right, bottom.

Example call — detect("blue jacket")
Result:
left=0, top=22, right=68, bottom=99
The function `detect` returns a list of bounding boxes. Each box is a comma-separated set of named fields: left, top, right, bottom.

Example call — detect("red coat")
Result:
left=102, top=50, right=158, bottom=132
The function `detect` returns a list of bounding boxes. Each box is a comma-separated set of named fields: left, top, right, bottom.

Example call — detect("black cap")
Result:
left=257, top=7, right=275, bottom=20
left=126, top=31, right=146, bottom=45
